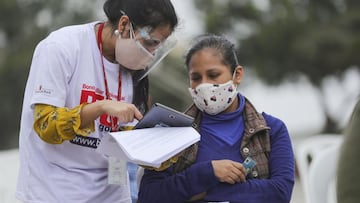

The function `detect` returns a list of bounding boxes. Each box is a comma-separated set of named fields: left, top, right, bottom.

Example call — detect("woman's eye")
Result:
left=209, top=73, right=220, bottom=79
left=190, top=76, right=201, bottom=82
left=143, top=39, right=160, bottom=48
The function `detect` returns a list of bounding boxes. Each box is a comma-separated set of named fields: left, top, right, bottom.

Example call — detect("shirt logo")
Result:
left=70, top=135, right=101, bottom=148
left=35, top=85, right=53, bottom=95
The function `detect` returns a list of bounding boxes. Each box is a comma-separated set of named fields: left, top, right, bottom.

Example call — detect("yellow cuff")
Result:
left=141, top=155, right=180, bottom=171
left=56, top=103, right=95, bottom=138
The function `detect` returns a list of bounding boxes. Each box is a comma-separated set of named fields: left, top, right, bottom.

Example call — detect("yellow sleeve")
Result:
left=33, top=103, right=95, bottom=144
left=141, top=154, right=180, bottom=171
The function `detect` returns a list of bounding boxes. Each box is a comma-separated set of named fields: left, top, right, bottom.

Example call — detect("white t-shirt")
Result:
left=16, top=22, right=133, bottom=203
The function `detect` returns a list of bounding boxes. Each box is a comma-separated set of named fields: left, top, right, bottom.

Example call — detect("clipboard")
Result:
left=134, top=103, right=194, bottom=129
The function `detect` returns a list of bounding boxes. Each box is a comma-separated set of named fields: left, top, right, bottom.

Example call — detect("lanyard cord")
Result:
left=97, top=23, right=122, bottom=131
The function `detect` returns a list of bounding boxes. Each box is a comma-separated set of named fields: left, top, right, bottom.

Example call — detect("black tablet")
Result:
left=134, top=103, right=194, bottom=129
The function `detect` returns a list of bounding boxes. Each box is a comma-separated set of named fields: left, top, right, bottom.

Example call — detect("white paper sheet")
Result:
left=96, top=127, right=200, bottom=168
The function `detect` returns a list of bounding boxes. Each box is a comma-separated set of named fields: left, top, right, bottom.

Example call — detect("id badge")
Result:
left=108, top=156, right=128, bottom=185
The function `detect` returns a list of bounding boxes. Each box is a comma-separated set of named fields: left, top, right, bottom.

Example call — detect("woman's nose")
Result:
left=147, top=47, right=157, bottom=54
left=201, top=77, right=210, bottom=84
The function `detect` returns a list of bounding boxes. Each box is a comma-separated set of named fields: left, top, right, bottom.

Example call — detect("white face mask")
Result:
left=188, top=80, right=238, bottom=115
left=115, top=25, right=154, bottom=70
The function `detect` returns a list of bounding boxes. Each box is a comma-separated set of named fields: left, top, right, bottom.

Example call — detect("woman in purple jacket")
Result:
left=138, top=34, right=295, bottom=203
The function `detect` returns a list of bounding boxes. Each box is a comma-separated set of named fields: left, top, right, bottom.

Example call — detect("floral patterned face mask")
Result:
left=188, top=80, right=238, bottom=115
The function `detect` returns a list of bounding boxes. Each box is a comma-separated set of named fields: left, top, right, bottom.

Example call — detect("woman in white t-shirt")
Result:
left=16, top=0, right=178, bottom=202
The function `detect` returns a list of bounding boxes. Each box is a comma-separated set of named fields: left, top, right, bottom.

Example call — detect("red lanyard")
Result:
left=97, top=23, right=122, bottom=131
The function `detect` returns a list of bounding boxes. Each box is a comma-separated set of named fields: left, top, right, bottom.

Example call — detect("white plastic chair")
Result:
left=295, top=134, right=343, bottom=203
left=308, top=142, right=342, bottom=203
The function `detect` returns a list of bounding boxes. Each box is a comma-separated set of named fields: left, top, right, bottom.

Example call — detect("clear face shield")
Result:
left=132, top=25, right=177, bottom=82
left=135, top=30, right=178, bottom=81
left=116, top=10, right=178, bottom=81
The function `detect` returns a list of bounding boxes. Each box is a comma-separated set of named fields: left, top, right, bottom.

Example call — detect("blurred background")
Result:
left=0, top=0, right=360, bottom=202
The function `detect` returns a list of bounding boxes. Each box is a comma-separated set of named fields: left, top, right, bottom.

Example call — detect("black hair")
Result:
left=103, top=0, right=178, bottom=31
left=185, top=34, right=240, bottom=72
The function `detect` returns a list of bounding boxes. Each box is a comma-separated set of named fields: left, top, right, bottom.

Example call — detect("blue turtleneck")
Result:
left=197, top=94, right=245, bottom=163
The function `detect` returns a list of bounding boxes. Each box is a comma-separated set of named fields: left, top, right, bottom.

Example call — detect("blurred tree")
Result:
left=194, top=0, right=360, bottom=133
left=0, top=0, right=96, bottom=150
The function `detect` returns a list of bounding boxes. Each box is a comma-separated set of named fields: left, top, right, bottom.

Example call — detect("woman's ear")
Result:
left=233, top=65, right=243, bottom=85
left=117, top=15, right=131, bottom=38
